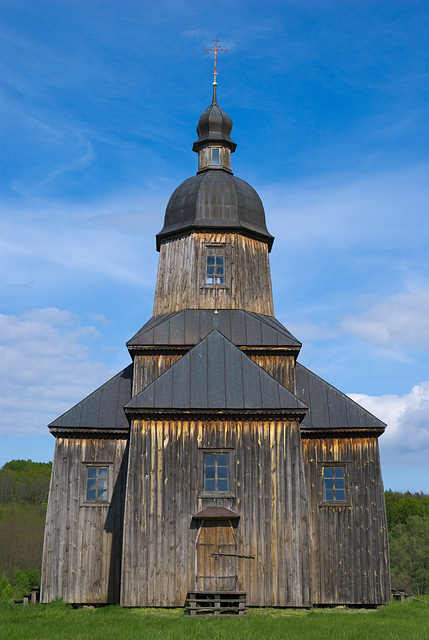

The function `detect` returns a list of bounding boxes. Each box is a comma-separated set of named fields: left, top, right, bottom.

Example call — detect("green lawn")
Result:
left=0, top=598, right=428, bottom=640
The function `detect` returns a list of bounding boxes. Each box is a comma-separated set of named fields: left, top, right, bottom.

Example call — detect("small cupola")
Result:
left=192, top=86, right=237, bottom=174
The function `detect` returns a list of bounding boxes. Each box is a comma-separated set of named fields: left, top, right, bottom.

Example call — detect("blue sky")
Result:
left=1, top=0, right=428, bottom=491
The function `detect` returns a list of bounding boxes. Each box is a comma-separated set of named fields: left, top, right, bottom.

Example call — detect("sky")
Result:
left=0, top=0, right=428, bottom=492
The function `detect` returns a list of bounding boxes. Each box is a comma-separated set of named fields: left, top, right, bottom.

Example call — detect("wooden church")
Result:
left=41, top=75, right=390, bottom=609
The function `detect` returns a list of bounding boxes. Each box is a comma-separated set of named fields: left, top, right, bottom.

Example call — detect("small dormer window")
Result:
left=211, top=148, right=220, bottom=165
left=206, top=246, right=225, bottom=284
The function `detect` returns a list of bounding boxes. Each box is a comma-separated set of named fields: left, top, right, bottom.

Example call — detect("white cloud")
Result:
left=0, top=309, right=115, bottom=436
left=349, top=382, right=429, bottom=468
left=341, top=290, right=429, bottom=351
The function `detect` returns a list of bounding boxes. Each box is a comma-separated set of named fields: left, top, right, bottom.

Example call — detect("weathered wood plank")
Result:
left=41, top=437, right=128, bottom=604
left=121, top=418, right=311, bottom=607
left=153, top=233, right=274, bottom=316
left=301, top=435, right=390, bottom=605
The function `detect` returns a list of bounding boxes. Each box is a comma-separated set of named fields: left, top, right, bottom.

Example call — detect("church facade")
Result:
left=41, top=86, right=390, bottom=608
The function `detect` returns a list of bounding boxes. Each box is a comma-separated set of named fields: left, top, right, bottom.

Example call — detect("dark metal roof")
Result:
left=125, top=330, right=307, bottom=413
left=192, top=94, right=237, bottom=153
left=49, top=365, right=132, bottom=432
left=127, top=310, right=301, bottom=350
left=156, top=170, right=274, bottom=251
left=47, top=323, right=386, bottom=434
left=193, top=506, right=239, bottom=519
left=295, top=363, right=387, bottom=432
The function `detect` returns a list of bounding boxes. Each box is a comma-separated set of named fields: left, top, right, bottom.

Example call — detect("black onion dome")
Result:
left=156, top=170, right=274, bottom=251
left=192, top=96, right=237, bottom=152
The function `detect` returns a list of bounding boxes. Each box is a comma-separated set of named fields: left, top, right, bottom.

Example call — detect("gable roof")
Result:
left=295, top=363, right=386, bottom=432
left=125, top=330, right=306, bottom=414
left=127, top=309, right=301, bottom=349
left=49, top=365, right=132, bottom=433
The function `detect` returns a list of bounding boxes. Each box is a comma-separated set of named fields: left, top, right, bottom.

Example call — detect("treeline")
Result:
left=0, top=460, right=51, bottom=600
left=0, top=461, right=428, bottom=599
left=385, top=490, right=429, bottom=596
left=0, top=459, right=52, bottom=505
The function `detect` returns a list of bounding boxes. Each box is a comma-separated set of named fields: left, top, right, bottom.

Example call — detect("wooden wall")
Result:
left=247, top=353, right=296, bottom=393
left=121, top=418, right=311, bottom=607
left=153, top=233, right=274, bottom=316
left=132, top=353, right=183, bottom=396
left=301, top=435, right=390, bottom=605
left=41, top=437, right=128, bottom=604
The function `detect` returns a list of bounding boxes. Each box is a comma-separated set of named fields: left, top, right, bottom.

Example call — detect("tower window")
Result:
left=323, top=466, right=346, bottom=501
left=85, top=466, right=108, bottom=502
left=206, top=246, right=225, bottom=284
left=211, top=148, right=220, bottom=165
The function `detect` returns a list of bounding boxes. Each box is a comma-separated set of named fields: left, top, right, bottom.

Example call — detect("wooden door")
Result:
left=196, top=519, right=237, bottom=591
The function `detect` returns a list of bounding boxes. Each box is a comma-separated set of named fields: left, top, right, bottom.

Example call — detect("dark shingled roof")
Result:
left=49, top=365, right=133, bottom=431
left=127, top=309, right=301, bottom=349
left=295, top=363, right=386, bottom=432
left=156, top=170, right=274, bottom=251
left=125, top=330, right=307, bottom=413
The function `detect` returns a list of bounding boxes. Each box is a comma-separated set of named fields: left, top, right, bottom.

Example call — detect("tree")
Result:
left=389, top=514, right=429, bottom=595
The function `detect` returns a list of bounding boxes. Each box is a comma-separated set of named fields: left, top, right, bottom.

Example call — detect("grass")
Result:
left=0, top=598, right=428, bottom=640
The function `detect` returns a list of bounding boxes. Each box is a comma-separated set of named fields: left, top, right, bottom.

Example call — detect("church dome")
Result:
left=156, top=88, right=274, bottom=251
left=156, top=170, right=274, bottom=250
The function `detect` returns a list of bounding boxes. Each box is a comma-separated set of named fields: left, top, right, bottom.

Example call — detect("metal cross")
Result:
left=205, top=39, right=228, bottom=85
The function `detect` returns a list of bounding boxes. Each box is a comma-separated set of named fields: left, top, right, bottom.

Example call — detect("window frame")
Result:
left=198, top=448, right=235, bottom=498
left=318, top=462, right=350, bottom=506
left=201, top=243, right=230, bottom=290
left=211, top=147, right=221, bottom=166
left=81, top=463, right=111, bottom=507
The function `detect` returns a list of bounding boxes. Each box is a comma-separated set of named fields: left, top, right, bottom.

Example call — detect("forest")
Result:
left=0, top=460, right=428, bottom=601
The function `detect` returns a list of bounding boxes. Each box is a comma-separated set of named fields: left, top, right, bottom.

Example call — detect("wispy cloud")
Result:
left=264, top=163, right=428, bottom=251
left=38, top=133, right=94, bottom=188
left=1, top=191, right=164, bottom=290
left=0, top=308, right=115, bottom=436
left=341, top=290, right=429, bottom=352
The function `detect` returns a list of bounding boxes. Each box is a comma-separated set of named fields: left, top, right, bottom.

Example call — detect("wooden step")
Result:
left=185, top=591, right=247, bottom=616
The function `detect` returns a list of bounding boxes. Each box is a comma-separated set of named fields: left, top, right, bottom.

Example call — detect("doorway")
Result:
left=196, top=519, right=237, bottom=591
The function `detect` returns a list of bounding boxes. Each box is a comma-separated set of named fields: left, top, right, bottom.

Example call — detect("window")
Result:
left=86, top=466, right=108, bottom=502
left=211, top=148, right=220, bottom=165
left=206, top=247, right=225, bottom=285
left=199, top=449, right=235, bottom=497
left=204, top=453, right=228, bottom=492
left=323, top=466, right=346, bottom=502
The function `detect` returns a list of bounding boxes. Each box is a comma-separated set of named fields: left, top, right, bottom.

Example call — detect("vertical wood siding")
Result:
left=132, top=354, right=183, bottom=396
left=301, top=436, right=390, bottom=605
left=247, top=354, right=295, bottom=392
left=121, top=418, right=311, bottom=607
left=41, top=437, right=128, bottom=603
left=153, top=233, right=274, bottom=316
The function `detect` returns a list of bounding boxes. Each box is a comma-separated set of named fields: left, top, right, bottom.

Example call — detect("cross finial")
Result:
left=204, top=39, right=228, bottom=102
